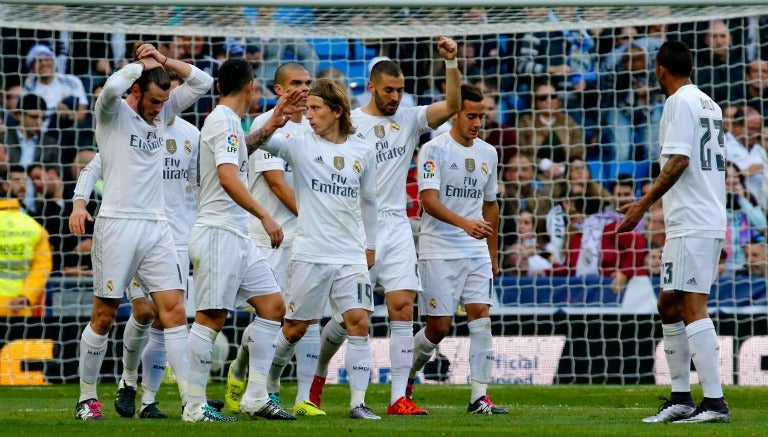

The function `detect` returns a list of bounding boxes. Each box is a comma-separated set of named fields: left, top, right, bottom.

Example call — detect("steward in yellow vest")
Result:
left=0, top=198, right=52, bottom=317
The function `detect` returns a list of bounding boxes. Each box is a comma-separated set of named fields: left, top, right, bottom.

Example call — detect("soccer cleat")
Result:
left=388, top=396, right=428, bottom=416
left=350, top=404, right=381, bottom=420
left=641, top=397, right=696, bottom=423
left=240, top=397, right=297, bottom=420
left=207, top=399, right=225, bottom=412
left=225, top=366, right=246, bottom=413
left=268, top=392, right=282, bottom=406
left=182, top=403, right=238, bottom=422
left=309, top=375, right=326, bottom=407
left=405, top=378, right=415, bottom=400
left=673, top=402, right=730, bottom=424
left=114, top=379, right=137, bottom=418
left=467, top=395, right=508, bottom=415
left=293, top=400, right=327, bottom=416
left=76, top=398, right=106, bottom=421
left=139, top=402, right=168, bottom=419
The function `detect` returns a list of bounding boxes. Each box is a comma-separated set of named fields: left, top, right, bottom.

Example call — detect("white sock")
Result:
left=121, top=314, right=150, bottom=387
left=140, top=328, right=166, bottom=405
left=164, top=325, right=189, bottom=403
left=244, top=317, right=281, bottom=401
left=268, top=329, right=297, bottom=395
left=229, top=324, right=251, bottom=382
left=346, top=335, right=371, bottom=409
left=687, top=318, right=724, bottom=399
left=295, top=323, right=320, bottom=404
left=186, top=323, right=216, bottom=405
left=317, top=319, right=347, bottom=378
left=389, top=321, right=414, bottom=404
left=410, top=328, right=437, bottom=379
left=468, top=318, right=493, bottom=403
left=78, top=324, right=108, bottom=402
left=662, top=321, right=691, bottom=394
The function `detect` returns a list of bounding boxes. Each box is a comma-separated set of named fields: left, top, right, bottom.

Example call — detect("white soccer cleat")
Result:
left=673, top=403, right=731, bottom=424
left=182, top=402, right=237, bottom=422
left=642, top=398, right=695, bottom=423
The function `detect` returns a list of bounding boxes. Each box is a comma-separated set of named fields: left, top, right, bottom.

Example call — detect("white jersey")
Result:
left=247, top=109, right=310, bottom=245
left=24, top=73, right=89, bottom=127
left=418, top=132, right=498, bottom=260
left=95, top=64, right=213, bottom=221
left=73, top=117, right=199, bottom=249
left=351, top=106, right=430, bottom=216
left=263, top=130, right=377, bottom=265
left=195, top=104, right=250, bottom=238
left=658, top=84, right=726, bottom=239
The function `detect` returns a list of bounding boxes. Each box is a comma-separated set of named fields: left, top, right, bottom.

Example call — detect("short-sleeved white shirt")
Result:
left=163, top=117, right=199, bottom=249
left=263, top=130, right=377, bottom=265
left=351, top=106, right=429, bottom=216
left=417, top=132, right=498, bottom=260
left=658, top=84, right=726, bottom=239
left=247, top=109, right=310, bottom=244
left=195, top=104, right=250, bottom=238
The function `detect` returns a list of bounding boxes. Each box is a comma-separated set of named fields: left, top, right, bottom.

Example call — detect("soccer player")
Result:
left=183, top=58, right=301, bottom=423
left=409, top=84, right=507, bottom=415
left=617, top=40, right=730, bottom=424
left=224, top=62, right=325, bottom=417
left=259, top=79, right=380, bottom=419
left=309, top=36, right=461, bottom=416
left=72, top=43, right=213, bottom=421
left=70, top=71, right=200, bottom=419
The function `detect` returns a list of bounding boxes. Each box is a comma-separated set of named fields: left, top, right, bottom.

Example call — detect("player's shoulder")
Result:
left=172, top=116, right=200, bottom=134
left=349, top=131, right=376, bottom=153
left=471, top=137, right=498, bottom=159
left=251, top=108, right=274, bottom=132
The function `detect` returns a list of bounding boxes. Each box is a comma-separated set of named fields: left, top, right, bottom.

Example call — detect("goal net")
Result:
left=1, top=2, right=767, bottom=387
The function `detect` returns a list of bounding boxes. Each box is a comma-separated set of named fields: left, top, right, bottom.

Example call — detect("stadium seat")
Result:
left=603, top=160, right=651, bottom=183
left=310, top=38, right=349, bottom=60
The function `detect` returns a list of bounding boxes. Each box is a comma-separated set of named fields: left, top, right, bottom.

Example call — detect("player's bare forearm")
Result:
left=217, top=164, right=268, bottom=219
left=483, top=200, right=500, bottom=261
left=246, top=127, right=274, bottom=156
left=640, top=155, right=689, bottom=208
left=426, top=37, right=461, bottom=128
left=268, top=181, right=298, bottom=216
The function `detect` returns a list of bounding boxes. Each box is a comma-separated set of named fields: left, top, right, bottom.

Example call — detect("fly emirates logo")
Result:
left=129, top=131, right=163, bottom=151
left=311, top=173, right=359, bottom=198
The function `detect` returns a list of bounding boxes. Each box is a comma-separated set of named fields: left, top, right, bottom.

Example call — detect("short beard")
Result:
left=374, top=90, right=397, bottom=116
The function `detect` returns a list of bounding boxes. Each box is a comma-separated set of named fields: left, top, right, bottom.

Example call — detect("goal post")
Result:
left=1, top=2, right=767, bottom=387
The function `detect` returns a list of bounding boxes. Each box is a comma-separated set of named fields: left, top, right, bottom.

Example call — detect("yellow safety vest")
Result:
left=0, top=199, right=43, bottom=298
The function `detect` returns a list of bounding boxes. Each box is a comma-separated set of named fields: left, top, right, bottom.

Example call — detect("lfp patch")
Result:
left=423, top=160, right=436, bottom=173
left=227, top=133, right=239, bottom=147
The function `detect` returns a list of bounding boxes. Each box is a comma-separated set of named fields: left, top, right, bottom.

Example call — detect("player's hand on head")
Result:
left=134, top=44, right=163, bottom=70
left=437, top=36, right=458, bottom=60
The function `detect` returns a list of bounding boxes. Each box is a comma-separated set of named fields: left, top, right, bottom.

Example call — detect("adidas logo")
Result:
left=686, top=277, right=697, bottom=286
left=314, top=156, right=324, bottom=164
left=449, top=163, right=459, bottom=170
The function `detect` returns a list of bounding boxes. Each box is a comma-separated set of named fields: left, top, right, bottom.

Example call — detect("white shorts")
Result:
left=661, top=237, right=723, bottom=294
left=189, top=226, right=280, bottom=312
left=419, top=257, right=493, bottom=317
left=285, top=260, right=372, bottom=321
left=92, top=218, right=182, bottom=299
left=129, top=250, right=190, bottom=301
left=254, top=239, right=293, bottom=292
left=369, top=215, right=421, bottom=293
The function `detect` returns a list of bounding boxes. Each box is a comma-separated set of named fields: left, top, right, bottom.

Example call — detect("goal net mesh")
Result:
left=1, top=3, right=767, bottom=387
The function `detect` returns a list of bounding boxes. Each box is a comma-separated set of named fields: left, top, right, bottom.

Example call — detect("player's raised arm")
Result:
left=246, top=89, right=304, bottom=155
left=425, top=36, right=462, bottom=129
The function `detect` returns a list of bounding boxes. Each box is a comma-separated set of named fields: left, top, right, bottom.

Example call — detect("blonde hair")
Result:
left=309, top=79, right=356, bottom=136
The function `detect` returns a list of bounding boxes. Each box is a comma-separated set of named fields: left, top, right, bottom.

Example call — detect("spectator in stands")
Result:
left=4, top=93, right=61, bottom=182
left=514, top=7, right=572, bottom=96
left=724, top=106, right=768, bottom=210
left=733, top=59, right=768, bottom=117
left=695, top=20, right=744, bottom=105
left=602, top=43, right=664, bottom=161
left=1, top=78, right=22, bottom=129
left=23, top=43, right=89, bottom=145
left=0, top=179, right=52, bottom=317
left=317, top=67, right=353, bottom=105
left=565, top=157, right=611, bottom=207
left=76, top=81, right=104, bottom=149
left=724, top=163, right=767, bottom=275
left=481, top=93, right=517, bottom=165
left=596, top=26, right=637, bottom=59
left=644, top=242, right=662, bottom=277
left=61, top=149, right=98, bottom=276
left=606, top=174, right=636, bottom=213
left=518, top=78, right=584, bottom=183
left=26, top=163, right=63, bottom=272
left=601, top=17, right=667, bottom=73
left=503, top=208, right=553, bottom=276
left=550, top=195, right=648, bottom=293
left=737, top=235, right=768, bottom=276
left=644, top=200, right=666, bottom=248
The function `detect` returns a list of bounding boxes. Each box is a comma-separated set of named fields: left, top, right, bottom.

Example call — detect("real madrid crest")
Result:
left=106, top=280, right=114, bottom=292
left=374, top=125, right=385, bottom=138
left=334, top=156, right=345, bottom=171
left=481, top=162, right=489, bottom=175
left=465, top=158, right=476, bottom=172
left=166, top=138, right=177, bottom=154
left=353, top=159, right=362, bottom=174
left=429, top=298, right=437, bottom=309
left=289, top=301, right=296, bottom=312
left=184, top=140, right=192, bottom=154
left=390, top=121, right=400, bottom=132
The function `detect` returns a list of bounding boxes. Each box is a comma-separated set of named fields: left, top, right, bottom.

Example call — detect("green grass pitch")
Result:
left=1, top=383, right=766, bottom=436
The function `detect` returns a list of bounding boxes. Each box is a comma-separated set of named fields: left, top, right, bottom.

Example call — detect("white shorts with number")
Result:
left=369, top=215, right=421, bottom=294
left=418, top=257, right=494, bottom=317
left=661, top=237, right=723, bottom=294
left=254, top=240, right=293, bottom=292
left=93, top=217, right=183, bottom=299
left=189, top=226, right=280, bottom=312
left=128, top=250, right=190, bottom=301
left=285, top=260, right=372, bottom=321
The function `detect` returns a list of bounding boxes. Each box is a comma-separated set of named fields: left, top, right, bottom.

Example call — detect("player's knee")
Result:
left=283, top=320, right=308, bottom=343
left=92, top=309, right=116, bottom=333
left=132, top=299, right=156, bottom=325
left=344, top=310, right=371, bottom=336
